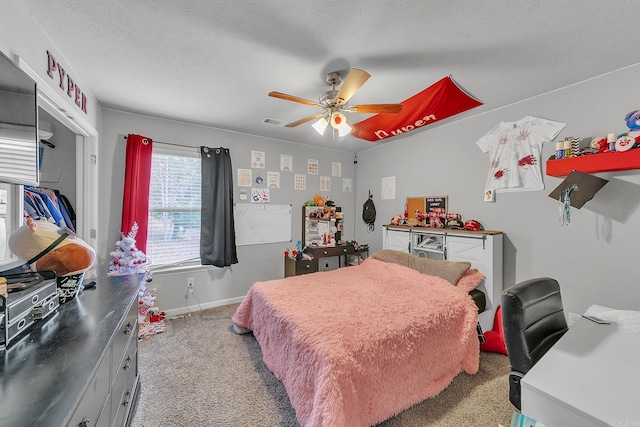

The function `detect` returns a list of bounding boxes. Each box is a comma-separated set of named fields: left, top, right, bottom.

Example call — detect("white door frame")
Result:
left=15, top=56, right=99, bottom=251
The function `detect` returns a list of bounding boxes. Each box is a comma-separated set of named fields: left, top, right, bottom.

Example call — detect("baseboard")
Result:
left=164, top=296, right=245, bottom=318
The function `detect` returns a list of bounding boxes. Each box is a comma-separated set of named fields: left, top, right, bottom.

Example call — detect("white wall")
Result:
left=100, top=109, right=357, bottom=313
left=1, top=0, right=100, bottom=131
left=354, top=64, right=640, bottom=316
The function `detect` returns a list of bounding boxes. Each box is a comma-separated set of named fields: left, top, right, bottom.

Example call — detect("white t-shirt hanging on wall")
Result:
left=476, top=115, right=566, bottom=193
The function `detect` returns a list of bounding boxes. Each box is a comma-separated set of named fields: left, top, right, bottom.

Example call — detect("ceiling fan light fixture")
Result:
left=337, top=120, right=353, bottom=137
left=330, top=111, right=346, bottom=128
left=311, top=117, right=329, bottom=135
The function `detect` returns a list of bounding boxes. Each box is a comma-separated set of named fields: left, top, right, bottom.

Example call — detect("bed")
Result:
left=232, top=250, right=485, bottom=427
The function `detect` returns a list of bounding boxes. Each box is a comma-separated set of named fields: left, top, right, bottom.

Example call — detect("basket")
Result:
left=57, top=272, right=85, bottom=304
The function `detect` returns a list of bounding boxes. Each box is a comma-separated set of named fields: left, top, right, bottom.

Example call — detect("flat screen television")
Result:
left=0, top=50, right=39, bottom=186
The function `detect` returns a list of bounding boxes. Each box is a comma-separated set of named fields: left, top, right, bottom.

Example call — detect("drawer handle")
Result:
left=79, top=416, right=90, bottom=427
left=48, top=300, right=56, bottom=310
left=124, top=322, right=132, bottom=335
left=323, top=250, right=328, bottom=255
left=122, top=390, right=131, bottom=407
left=123, top=355, right=132, bottom=371
left=305, top=264, right=310, bottom=269
left=17, top=318, right=26, bottom=330
left=342, top=248, right=347, bottom=253
left=31, top=294, right=39, bottom=305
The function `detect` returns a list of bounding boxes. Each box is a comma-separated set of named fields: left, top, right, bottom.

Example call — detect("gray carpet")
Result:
left=131, top=303, right=515, bottom=427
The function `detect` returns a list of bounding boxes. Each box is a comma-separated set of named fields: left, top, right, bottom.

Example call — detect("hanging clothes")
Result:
left=22, top=186, right=76, bottom=232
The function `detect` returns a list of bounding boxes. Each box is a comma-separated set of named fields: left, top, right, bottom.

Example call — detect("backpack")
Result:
left=362, top=193, right=376, bottom=232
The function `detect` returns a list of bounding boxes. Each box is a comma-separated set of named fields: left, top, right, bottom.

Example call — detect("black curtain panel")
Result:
left=200, top=146, right=238, bottom=267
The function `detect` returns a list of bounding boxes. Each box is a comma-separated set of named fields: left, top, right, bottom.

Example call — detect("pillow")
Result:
left=370, top=249, right=416, bottom=267
left=371, top=249, right=471, bottom=285
left=455, top=268, right=485, bottom=292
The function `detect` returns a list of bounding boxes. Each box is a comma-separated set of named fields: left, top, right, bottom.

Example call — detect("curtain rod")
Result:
left=122, top=135, right=197, bottom=150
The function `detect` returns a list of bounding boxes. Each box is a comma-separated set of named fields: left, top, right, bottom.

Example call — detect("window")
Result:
left=146, top=145, right=201, bottom=267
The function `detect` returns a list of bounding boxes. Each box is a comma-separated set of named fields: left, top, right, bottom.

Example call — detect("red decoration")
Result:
left=351, top=76, right=482, bottom=142
left=480, top=305, right=508, bottom=355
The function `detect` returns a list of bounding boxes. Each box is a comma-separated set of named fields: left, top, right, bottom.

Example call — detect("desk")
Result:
left=284, top=244, right=369, bottom=277
left=521, top=315, right=640, bottom=427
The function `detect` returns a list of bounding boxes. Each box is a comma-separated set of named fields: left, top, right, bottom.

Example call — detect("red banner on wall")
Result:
left=351, top=76, right=482, bottom=142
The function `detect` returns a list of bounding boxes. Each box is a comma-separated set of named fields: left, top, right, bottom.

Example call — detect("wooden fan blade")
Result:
left=348, top=104, right=403, bottom=114
left=333, top=68, right=371, bottom=105
left=285, top=113, right=325, bottom=128
left=269, top=91, right=322, bottom=108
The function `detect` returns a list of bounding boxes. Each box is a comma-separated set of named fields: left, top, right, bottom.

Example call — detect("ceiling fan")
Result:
left=269, top=68, right=403, bottom=137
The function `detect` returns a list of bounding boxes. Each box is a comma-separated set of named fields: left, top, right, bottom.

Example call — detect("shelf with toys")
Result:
left=302, top=194, right=342, bottom=247
left=546, top=148, right=640, bottom=177
left=546, top=109, right=640, bottom=177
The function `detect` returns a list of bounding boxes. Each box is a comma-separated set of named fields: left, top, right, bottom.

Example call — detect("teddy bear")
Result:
left=8, top=218, right=95, bottom=277
left=615, top=109, right=640, bottom=151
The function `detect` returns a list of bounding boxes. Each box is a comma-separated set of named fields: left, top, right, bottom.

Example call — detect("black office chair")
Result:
left=501, top=277, right=569, bottom=410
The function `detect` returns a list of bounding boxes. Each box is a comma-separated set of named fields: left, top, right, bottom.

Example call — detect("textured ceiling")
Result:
left=22, top=0, right=640, bottom=152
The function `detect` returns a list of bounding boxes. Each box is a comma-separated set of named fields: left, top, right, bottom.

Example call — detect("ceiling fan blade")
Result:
left=348, top=104, right=403, bottom=114
left=285, top=113, right=325, bottom=128
left=269, top=91, right=322, bottom=107
left=333, top=68, right=371, bottom=105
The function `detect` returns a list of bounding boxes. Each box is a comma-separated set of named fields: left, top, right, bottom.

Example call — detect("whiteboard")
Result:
left=234, top=203, right=292, bottom=246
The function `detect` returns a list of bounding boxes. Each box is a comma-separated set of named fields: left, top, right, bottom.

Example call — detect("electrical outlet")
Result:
left=187, top=277, right=194, bottom=293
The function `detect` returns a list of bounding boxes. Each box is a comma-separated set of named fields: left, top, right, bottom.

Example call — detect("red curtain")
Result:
left=121, top=134, right=153, bottom=253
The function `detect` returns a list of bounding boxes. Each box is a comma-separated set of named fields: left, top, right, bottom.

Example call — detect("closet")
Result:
left=33, top=108, right=77, bottom=223
left=0, top=109, right=78, bottom=265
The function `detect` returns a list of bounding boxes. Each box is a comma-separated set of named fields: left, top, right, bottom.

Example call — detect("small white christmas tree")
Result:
left=108, top=222, right=149, bottom=276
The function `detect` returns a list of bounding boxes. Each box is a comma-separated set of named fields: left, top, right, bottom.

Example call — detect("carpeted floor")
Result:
left=131, top=303, right=515, bottom=427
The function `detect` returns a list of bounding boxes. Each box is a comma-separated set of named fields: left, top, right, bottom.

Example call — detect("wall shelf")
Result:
left=546, top=149, right=640, bottom=177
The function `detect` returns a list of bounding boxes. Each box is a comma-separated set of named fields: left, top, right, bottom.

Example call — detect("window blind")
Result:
left=0, top=124, right=38, bottom=185
left=147, top=150, right=201, bottom=266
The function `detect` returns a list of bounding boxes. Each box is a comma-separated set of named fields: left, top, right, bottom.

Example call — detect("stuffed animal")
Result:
left=625, top=109, right=640, bottom=132
left=480, top=305, right=508, bottom=355
left=590, top=136, right=608, bottom=153
left=615, top=109, right=640, bottom=151
left=390, top=215, right=402, bottom=225
left=8, top=218, right=95, bottom=277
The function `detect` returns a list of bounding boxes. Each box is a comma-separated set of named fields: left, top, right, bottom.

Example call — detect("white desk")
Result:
left=521, top=315, right=640, bottom=427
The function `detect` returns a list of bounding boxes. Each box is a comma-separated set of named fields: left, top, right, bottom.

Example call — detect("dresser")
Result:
left=0, top=274, right=141, bottom=427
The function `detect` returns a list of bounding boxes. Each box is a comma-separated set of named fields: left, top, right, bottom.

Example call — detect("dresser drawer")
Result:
left=312, top=245, right=352, bottom=258
left=111, top=299, right=137, bottom=380
left=294, top=259, right=318, bottom=275
left=111, top=334, right=137, bottom=422
left=67, top=347, right=111, bottom=427
left=112, top=351, right=138, bottom=427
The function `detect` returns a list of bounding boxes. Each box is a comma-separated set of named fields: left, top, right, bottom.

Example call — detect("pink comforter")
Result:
left=232, top=257, right=480, bottom=427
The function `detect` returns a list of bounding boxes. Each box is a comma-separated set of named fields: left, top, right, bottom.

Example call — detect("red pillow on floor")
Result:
left=480, top=305, right=508, bottom=355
